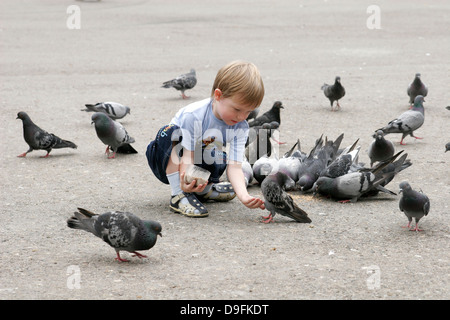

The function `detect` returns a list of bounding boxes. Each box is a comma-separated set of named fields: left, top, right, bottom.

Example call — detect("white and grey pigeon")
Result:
left=399, top=181, right=430, bottom=232
left=321, top=76, right=346, bottom=111
left=241, top=156, right=254, bottom=187
left=82, top=102, right=131, bottom=120
left=91, top=112, right=137, bottom=159
left=252, top=153, right=279, bottom=185
left=162, top=69, right=197, bottom=99
left=261, top=172, right=311, bottom=224
left=67, top=208, right=162, bottom=262
left=407, top=73, right=428, bottom=105
left=16, top=111, right=77, bottom=158
left=377, top=95, right=425, bottom=145
left=368, top=130, right=395, bottom=167
left=313, top=151, right=403, bottom=203
left=278, top=140, right=305, bottom=183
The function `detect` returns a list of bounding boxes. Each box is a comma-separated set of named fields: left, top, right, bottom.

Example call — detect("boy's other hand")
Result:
left=180, top=171, right=208, bottom=193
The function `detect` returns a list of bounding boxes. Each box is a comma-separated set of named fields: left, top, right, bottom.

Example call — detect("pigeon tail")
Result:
left=53, top=139, right=77, bottom=149
left=288, top=206, right=312, bottom=223
left=67, top=209, right=94, bottom=231
left=82, top=104, right=97, bottom=112
left=161, top=81, right=175, bottom=88
left=116, top=143, right=138, bottom=154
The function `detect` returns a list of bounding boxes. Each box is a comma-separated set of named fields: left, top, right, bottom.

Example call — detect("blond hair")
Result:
left=211, top=60, right=265, bottom=109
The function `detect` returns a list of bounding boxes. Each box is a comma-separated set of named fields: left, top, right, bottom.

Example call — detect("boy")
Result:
left=146, top=60, right=266, bottom=217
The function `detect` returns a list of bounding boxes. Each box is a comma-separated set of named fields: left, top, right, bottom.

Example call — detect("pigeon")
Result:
left=446, top=142, right=450, bottom=152
left=67, top=208, right=162, bottom=262
left=320, top=145, right=361, bottom=179
left=446, top=106, right=450, bottom=111
left=313, top=151, right=403, bottom=203
left=91, top=112, right=137, bottom=159
left=245, top=127, right=278, bottom=166
left=261, top=172, right=311, bottom=223
left=82, top=102, right=131, bottom=120
left=368, top=130, right=395, bottom=167
left=241, top=156, right=254, bottom=187
left=407, top=73, right=428, bottom=105
left=248, top=101, right=284, bottom=127
left=162, top=69, right=197, bottom=99
left=283, top=138, right=307, bottom=161
left=361, top=152, right=412, bottom=197
left=246, top=108, right=260, bottom=121
left=16, top=111, right=77, bottom=158
left=297, top=133, right=344, bottom=192
left=278, top=140, right=304, bottom=182
left=252, top=153, right=279, bottom=184
left=321, top=76, right=346, bottom=111
left=377, top=95, right=425, bottom=145
left=399, top=181, right=430, bottom=231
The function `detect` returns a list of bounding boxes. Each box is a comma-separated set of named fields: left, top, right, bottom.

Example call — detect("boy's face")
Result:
left=212, top=89, right=256, bottom=126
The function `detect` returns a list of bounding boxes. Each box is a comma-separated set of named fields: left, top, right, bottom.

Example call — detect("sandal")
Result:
left=197, top=182, right=236, bottom=202
left=169, top=192, right=209, bottom=217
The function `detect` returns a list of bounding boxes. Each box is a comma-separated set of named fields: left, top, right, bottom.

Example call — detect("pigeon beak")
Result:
left=158, top=232, right=162, bottom=237
left=399, top=189, right=403, bottom=194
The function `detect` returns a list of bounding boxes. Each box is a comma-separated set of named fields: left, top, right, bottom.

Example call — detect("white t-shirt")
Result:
left=170, top=98, right=248, bottom=163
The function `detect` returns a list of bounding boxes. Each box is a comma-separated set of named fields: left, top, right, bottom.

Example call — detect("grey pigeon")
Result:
left=320, top=145, right=361, bottom=179
left=67, top=208, right=162, bottom=262
left=261, top=172, right=311, bottom=223
left=91, top=112, right=137, bottom=159
left=446, top=106, right=450, bottom=111
left=82, top=102, right=131, bottom=120
left=446, top=142, right=450, bottom=152
left=407, top=73, right=428, bottom=105
left=246, top=108, right=260, bottom=121
left=283, top=138, right=307, bottom=161
left=377, top=95, right=425, bottom=145
left=362, top=152, right=412, bottom=197
left=297, top=133, right=344, bottom=192
left=16, top=111, right=77, bottom=158
left=162, top=69, right=197, bottom=99
left=313, top=151, right=403, bottom=202
left=248, top=101, right=283, bottom=127
left=368, top=130, right=395, bottom=167
left=321, top=76, right=346, bottom=111
left=399, top=181, right=430, bottom=231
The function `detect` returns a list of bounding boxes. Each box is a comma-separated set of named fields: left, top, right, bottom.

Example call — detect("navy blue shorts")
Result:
left=146, top=124, right=227, bottom=184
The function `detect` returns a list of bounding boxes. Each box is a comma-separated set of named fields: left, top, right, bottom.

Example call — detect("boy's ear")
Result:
left=214, top=88, right=223, bottom=100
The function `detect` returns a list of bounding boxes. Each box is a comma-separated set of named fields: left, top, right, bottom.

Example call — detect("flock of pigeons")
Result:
left=241, top=72, right=440, bottom=234
left=14, top=70, right=446, bottom=262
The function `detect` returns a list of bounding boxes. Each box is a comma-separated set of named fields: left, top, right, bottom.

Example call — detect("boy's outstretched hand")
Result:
left=241, top=194, right=265, bottom=210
